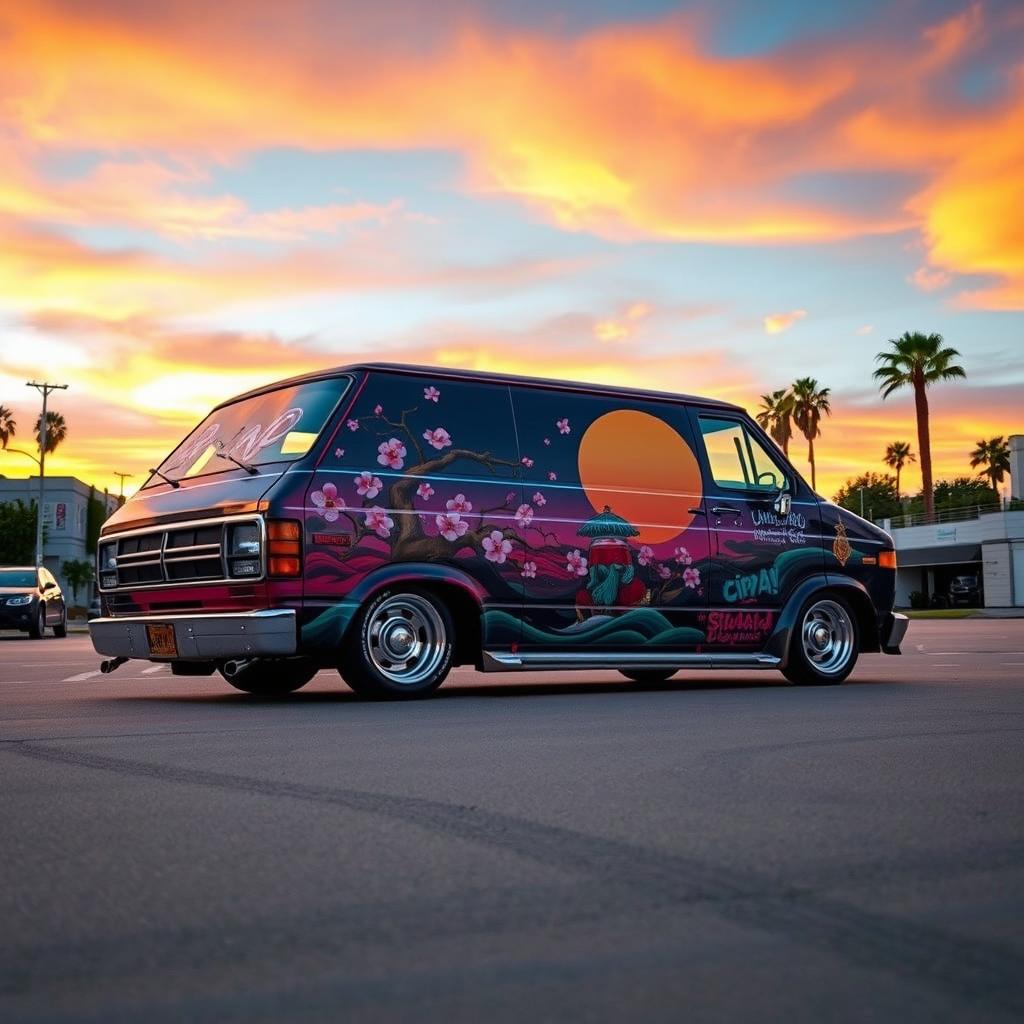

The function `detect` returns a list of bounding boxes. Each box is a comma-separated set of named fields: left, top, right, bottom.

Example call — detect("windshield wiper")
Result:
left=214, top=449, right=259, bottom=475
left=148, top=467, right=180, bottom=489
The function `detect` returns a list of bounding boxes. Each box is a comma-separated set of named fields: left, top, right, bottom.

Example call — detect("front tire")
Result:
left=783, top=594, right=858, bottom=685
left=619, top=668, right=676, bottom=684
left=28, top=605, right=46, bottom=639
left=53, top=607, right=68, bottom=638
left=339, top=589, right=453, bottom=699
left=220, top=658, right=318, bottom=695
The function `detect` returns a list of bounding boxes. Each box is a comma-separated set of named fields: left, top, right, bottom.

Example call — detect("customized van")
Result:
left=89, top=364, right=908, bottom=697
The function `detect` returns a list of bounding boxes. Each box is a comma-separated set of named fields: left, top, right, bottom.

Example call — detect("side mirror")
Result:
left=774, top=490, right=792, bottom=517
left=43, top=580, right=55, bottom=591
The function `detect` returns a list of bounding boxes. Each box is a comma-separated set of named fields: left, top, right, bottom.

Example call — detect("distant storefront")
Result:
left=0, top=476, right=119, bottom=603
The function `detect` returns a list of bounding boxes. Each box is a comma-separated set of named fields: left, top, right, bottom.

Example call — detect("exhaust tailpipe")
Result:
left=222, top=658, right=254, bottom=680
left=100, top=657, right=129, bottom=674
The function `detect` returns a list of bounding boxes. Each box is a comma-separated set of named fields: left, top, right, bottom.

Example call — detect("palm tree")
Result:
left=756, top=388, right=794, bottom=455
left=0, top=406, right=15, bottom=449
left=791, top=377, right=831, bottom=491
left=970, top=436, right=1010, bottom=495
left=34, top=411, right=68, bottom=455
left=874, top=332, right=966, bottom=520
left=883, top=441, right=915, bottom=499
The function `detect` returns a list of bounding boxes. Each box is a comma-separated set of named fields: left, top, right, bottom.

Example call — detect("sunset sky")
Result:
left=0, top=0, right=1021, bottom=500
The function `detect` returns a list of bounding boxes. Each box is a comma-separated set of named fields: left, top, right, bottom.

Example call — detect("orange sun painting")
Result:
left=577, top=409, right=703, bottom=544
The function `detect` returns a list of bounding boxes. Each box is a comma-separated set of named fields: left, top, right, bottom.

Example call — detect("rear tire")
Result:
left=782, top=594, right=858, bottom=685
left=619, top=668, right=676, bottom=683
left=28, top=606, right=45, bottom=639
left=220, top=658, right=318, bottom=695
left=339, top=588, right=453, bottom=699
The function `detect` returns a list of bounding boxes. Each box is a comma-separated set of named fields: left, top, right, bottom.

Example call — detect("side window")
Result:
left=336, top=375, right=519, bottom=484
left=698, top=416, right=786, bottom=492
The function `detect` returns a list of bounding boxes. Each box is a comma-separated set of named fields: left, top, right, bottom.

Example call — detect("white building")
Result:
left=0, top=475, right=119, bottom=605
left=884, top=434, right=1023, bottom=609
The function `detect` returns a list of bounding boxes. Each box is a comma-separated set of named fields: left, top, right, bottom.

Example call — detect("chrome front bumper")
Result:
left=88, top=609, right=297, bottom=661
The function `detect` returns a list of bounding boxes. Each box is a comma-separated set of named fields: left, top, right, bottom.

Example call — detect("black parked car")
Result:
left=0, top=566, right=68, bottom=638
left=949, top=574, right=981, bottom=607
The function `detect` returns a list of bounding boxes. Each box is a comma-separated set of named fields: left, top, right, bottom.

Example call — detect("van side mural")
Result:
left=301, top=375, right=713, bottom=650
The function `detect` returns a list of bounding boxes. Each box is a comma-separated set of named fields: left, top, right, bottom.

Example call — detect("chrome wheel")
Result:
left=365, top=593, right=448, bottom=687
left=800, top=599, right=854, bottom=677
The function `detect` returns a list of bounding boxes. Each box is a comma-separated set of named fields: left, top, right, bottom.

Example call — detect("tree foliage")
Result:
left=0, top=500, right=38, bottom=564
left=61, top=558, right=95, bottom=603
left=833, top=472, right=902, bottom=521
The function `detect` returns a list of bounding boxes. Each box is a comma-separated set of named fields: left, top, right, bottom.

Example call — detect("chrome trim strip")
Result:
left=481, top=651, right=781, bottom=672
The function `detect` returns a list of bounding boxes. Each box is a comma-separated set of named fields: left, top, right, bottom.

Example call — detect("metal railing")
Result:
left=883, top=502, right=1012, bottom=531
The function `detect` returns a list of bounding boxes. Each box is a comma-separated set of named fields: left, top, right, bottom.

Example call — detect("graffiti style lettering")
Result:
left=723, top=566, right=779, bottom=603
left=751, top=509, right=807, bottom=529
left=707, top=610, right=774, bottom=645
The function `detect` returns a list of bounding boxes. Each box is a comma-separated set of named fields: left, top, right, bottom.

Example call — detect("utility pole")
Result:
left=113, top=472, right=133, bottom=499
left=859, top=486, right=865, bottom=518
left=26, top=381, right=69, bottom=567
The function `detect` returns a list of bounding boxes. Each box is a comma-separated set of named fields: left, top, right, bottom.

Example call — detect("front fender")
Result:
left=764, top=573, right=878, bottom=664
left=299, top=562, right=487, bottom=650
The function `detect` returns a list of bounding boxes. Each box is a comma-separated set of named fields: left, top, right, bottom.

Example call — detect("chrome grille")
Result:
left=98, top=515, right=264, bottom=591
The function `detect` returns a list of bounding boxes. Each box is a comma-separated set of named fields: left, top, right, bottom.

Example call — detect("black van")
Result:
left=89, top=363, right=908, bottom=697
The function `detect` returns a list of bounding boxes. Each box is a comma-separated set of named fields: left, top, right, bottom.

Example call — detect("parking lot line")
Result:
left=62, top=670, right=103, bottom=682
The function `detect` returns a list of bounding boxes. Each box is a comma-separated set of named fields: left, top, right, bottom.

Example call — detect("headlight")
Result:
left=7, top=595, right=32, bottom=606
left=227, top=522, right=262, bottom=578
left=228, top=523, right=260, bottom=556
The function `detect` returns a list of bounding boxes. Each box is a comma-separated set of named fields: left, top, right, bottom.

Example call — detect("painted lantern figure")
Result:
left=575, top=506, right=648, bottom=615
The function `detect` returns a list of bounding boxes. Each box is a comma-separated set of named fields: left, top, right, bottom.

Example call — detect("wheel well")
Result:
left=827, top=585, right=879, bottom=652
left=405, top=581, right=482, bottom=667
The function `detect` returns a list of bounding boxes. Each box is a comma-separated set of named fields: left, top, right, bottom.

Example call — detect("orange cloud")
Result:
left=763, top=309, right=807, bottom=335
left=593, top=300, right=652, bottom=342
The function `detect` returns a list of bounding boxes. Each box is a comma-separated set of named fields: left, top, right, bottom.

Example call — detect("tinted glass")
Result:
left=699, top=416, right=785, bottom=491
left=153, top=378, right=351, bottom=484
left=0, top=570, right=36, bottom=587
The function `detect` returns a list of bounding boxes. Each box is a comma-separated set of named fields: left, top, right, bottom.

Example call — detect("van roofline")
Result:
left=219, top=362, right=746, bottom=413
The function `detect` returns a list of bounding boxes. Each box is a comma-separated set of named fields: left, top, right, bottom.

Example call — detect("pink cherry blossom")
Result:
left=377, top=437, right=407, bottom=470
left=532, top=491, right=546, bottom=507
left=506, top=490, right=517, bottom=505
left=674, top=546, right=693, bottom=565
left=354, top=471, right=383, bottom=498
left=547, top=471, right=557, bottom=481
left=521, top=561, right=537, bottom=579
left=637, top=545, right=654, bottom=566
left=423, top=386, right=440, bottom=402
left=556, top=418, right=570, bottom=435
left=334, top=447, right=345, bottom=459
left=543, top=438, right=551, bottom=446
left=521, top=456, right=534, bottom=468
left=446, top=493, right=473, bottom=513
left=566, top=548, right=588, bottom=577
left=683, top=567, right=701, bottom=589
left=435, top=512, right=468, bottom=542
left=482, top=530, right=513, bottom=563
left=374, top=404, right=383, bottom=415
left=514, top=503, right=534, bottom=528
left=364, top=506, right=394, bottom=538
left=310, top=482, right=345, bottom=522
left=657, top=564, right=672, bottom=579
left=423, top=426, right=452, bottom=450
left=416, top=482, right=434, bottom=500
left=346, top=419, right=359, bottom=432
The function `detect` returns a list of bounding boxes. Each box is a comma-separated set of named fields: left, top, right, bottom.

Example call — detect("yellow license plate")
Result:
left=146, top=623, right=178, bottom=658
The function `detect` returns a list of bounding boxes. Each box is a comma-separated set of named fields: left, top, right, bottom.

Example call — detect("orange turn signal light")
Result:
left=267, top=520, right=301, bottom=576
left=878, top=549, right=897, bottom=569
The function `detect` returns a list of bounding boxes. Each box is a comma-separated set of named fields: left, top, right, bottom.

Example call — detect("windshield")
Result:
left=152, top=377, right=350, bottom=484
left=0, top=570, right=36, bottom=588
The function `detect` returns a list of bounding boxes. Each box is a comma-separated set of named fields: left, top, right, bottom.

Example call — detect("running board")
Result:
left=481, top=651, right=782, bottom=672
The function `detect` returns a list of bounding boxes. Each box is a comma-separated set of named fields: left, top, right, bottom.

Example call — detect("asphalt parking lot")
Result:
left=2, top=619, right=1023, bottom=1022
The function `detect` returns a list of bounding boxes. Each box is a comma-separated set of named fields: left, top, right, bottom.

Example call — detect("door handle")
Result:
left=688, top=507, right=705, bottom=516
left=710, top=505, right=743, bottom=517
